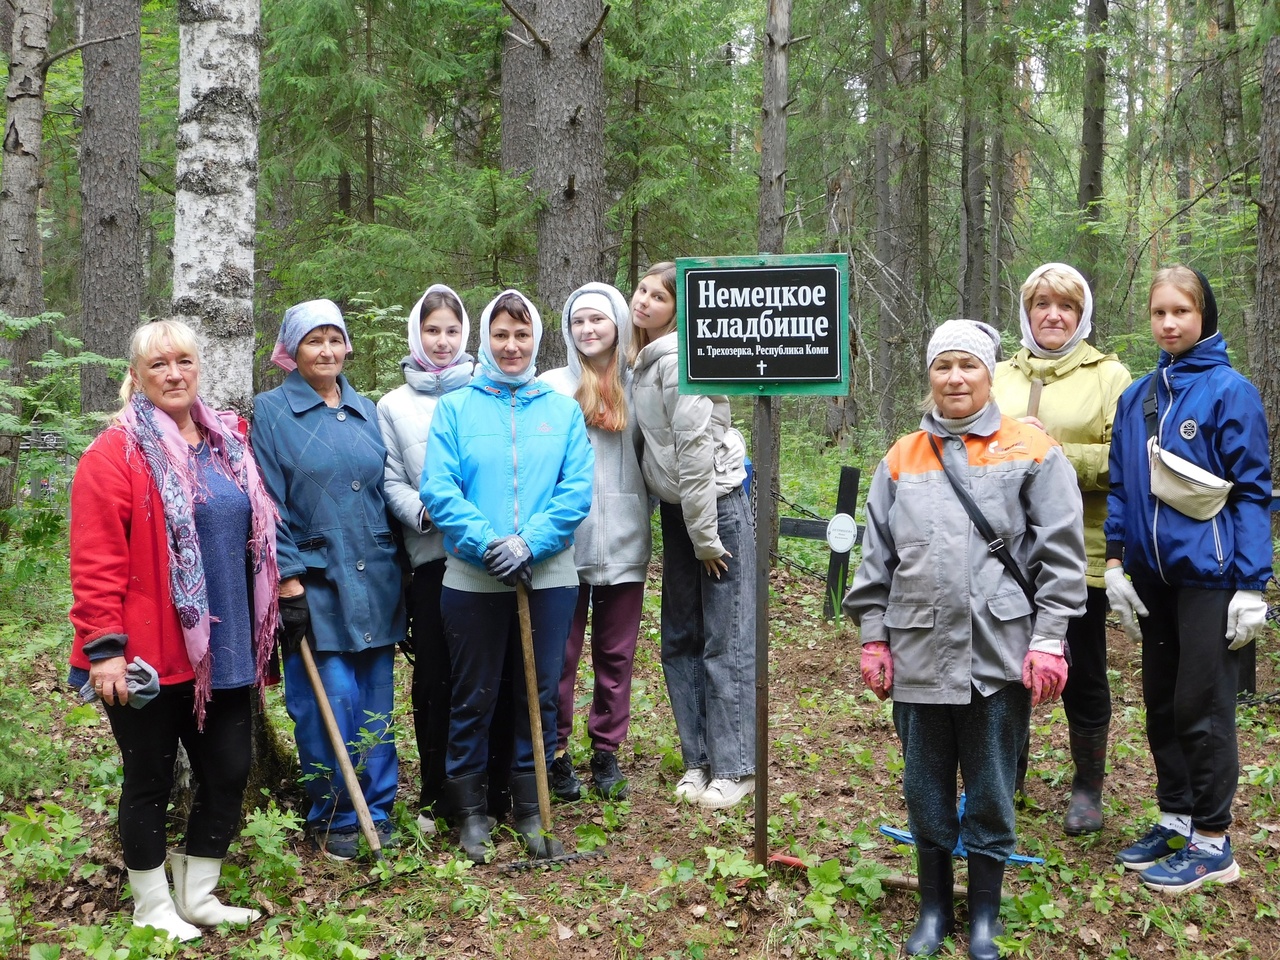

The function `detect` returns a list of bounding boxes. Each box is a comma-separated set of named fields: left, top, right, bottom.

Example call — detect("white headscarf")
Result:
left=1017, top=262, right=1094, bottom=360
left=407, top=283, right=471, bottom=372
left=477, top=289, right=542, bottom=386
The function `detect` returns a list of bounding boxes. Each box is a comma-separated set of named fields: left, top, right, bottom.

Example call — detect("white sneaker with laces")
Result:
left=698, top=775, right=756, bottom=810
left=674, top=767, right=711, bottom=802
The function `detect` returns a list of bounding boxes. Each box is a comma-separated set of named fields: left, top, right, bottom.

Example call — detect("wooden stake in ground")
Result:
left=297, top=637, right=384, bottom=862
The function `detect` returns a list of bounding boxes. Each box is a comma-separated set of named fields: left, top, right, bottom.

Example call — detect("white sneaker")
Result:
left=697, top=776, right=756, bottom=810
left=674, top=767, right=711, bottom=802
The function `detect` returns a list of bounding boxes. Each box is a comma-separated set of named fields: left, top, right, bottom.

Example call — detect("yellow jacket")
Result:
left=993, top=341, right=1132, bottom=587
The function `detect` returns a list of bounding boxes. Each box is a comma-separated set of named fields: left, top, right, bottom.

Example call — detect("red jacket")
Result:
left=69, top=426, right=195, bottom=684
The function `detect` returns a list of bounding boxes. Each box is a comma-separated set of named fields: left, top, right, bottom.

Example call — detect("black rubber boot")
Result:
left=511, top=772, right=566, bottom=860
left=966, top=853, right=1005, bottom=960
left=443, top=773, right=495, bottom=863
left=1063, top=722, right=1108, bottom=836
left=905, top=843, right=954, bottom=956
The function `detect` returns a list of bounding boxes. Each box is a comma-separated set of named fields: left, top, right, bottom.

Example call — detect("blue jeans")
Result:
left=659, top=487, right=756, bottom=779
left=283, top=645, right=398, bottom=831
left=893, top=682, right=1030, bottom=861
left=442, top=585, right=578, bottom=777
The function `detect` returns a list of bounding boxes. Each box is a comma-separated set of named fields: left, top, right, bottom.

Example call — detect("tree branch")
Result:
left=580, top=5, right=610, bottom=51
left=140, top=164, right=176, bottom=197
left=500, top=0, right=550, bottom=55
left=38, top=30, right=135, bottom=76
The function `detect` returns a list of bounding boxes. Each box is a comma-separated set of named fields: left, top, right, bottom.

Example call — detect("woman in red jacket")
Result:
left=69, top=320, right=279, bottom=941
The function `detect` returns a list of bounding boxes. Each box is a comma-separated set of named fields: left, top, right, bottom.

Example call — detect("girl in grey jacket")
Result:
left=542, top=283, right=652, bottom=802
left=628, top=262, right=756, bottom=812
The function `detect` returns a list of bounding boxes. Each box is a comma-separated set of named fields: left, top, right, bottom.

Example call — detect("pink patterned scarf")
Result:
left=120, top=394, right=280, bottom=726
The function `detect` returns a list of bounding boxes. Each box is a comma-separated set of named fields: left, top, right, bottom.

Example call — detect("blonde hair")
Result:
left=627, top=261, right=677, bottom=367
left=1149, top=265, right=1204, bottom=313
left=1020, top=267, right=1085, bottom=317
left=119, top=319, right=201, bottom=405
left=574, top=350, right=627, bottom=432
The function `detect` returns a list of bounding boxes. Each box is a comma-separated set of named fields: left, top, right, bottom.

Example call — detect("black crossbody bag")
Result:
left=927, top=433, right=1037, bottom=608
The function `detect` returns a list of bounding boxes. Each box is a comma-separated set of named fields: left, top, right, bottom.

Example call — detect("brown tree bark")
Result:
left=79, top=0, right=141, bottom=415
left=1077, top=0, right=1107, bottom=288
left=958, top=0, right=987, bottom=320
left=0, top=0, right=55, bottom=535
left=527, top=0, right=607, bottom=368
left=1251, top=29, right=1280, bottom=507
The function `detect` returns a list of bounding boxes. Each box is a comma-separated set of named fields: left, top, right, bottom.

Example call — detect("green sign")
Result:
left=676, top=254, right=850, bottom=396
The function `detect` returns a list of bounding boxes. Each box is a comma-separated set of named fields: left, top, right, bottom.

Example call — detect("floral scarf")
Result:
left=120, top=394, right=281, bottom=725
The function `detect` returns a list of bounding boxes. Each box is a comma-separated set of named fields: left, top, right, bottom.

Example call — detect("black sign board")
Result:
left=677, top=255, right=849, bottom=395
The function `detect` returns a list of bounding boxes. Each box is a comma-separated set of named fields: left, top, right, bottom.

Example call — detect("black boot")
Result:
left=443, top=773, right=495, bottom=863
left=1063, top=722, right=1108, bottom=836
left=905, top=844, right=954, bottom=956
left=1013, top=727, right=1030, bottom=808
left=511, top=772, right=566, bottom=860
left=966, top=854, right=1004, bottom=960
left=590, top=749, right=630, bottom=800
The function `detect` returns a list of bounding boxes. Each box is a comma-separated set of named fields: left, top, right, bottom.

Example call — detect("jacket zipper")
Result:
left=1151, top=368, right=1171, bottom=582
left=509, top=390, right=520, bottom=532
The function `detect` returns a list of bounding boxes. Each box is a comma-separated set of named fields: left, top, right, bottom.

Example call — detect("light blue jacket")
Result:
left=422, top=372, right=594, bottom=593
left=252, top=371, right=407, bottom=652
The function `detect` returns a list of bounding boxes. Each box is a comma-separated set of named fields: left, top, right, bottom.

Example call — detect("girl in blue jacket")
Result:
left=422, top=290, right=594, bottom=861
left=1105, top=266, right=1273, bottom=894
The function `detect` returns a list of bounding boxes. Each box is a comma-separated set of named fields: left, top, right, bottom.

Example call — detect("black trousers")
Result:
left=105, top=683, right=252, bottom=870
left=407, top=560, right=513, bottom=813
left=1134, top=581, right=1239, bottom=832
left=1061, top=586, right=1111, bottom=729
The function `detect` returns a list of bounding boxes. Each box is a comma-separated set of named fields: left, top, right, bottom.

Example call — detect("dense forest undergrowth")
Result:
left=3, top=525, right=1279, bottom=959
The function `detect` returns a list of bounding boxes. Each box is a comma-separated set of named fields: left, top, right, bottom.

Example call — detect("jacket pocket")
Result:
left=986, top=589, right=1034, bottom=678
left=883, top=601, right=939, bottom=687
left=297, top=535, right=327, bottom=570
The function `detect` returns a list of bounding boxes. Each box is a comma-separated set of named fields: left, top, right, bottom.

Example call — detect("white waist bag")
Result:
left=1147, top=436, right=1232, bottom=520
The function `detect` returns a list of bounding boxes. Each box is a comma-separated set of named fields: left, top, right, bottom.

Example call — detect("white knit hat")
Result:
left=569, top=292, right=616, bottom=322
left=926, top=319, right=1001, bottom=378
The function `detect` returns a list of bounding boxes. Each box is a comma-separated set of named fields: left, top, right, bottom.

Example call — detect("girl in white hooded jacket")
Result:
left=628, top=262, right=756, bottom=811
left=542, top=283, right=652, bottom=803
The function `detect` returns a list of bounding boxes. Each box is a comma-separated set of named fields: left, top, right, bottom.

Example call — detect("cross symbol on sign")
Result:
left=757, top=360, right=768, bottom=375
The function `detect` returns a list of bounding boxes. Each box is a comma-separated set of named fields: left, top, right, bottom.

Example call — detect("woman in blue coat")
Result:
left=1105, top=267, right=1272, bottom=893
left=253, top=299, right=406, bottom=861
left=422, top=289, right=593, bottom=861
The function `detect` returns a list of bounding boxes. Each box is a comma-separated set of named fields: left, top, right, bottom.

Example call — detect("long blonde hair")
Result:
left=575, top=352, right=627, bottom=432
left=627, top=261, right=677, bottom=367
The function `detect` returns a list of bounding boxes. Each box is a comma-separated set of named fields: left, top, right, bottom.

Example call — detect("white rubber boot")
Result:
left=170, top=849, right=262, bottom=926
left=128, top=866, right=201, bottom=941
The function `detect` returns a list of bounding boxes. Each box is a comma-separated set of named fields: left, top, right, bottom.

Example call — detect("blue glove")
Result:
left=483, top=536, right=533, bottom=587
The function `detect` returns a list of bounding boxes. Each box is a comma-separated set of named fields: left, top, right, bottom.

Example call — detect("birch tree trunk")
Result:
left=172, top=0, right=259, bottom=414
left=529, top=0, right=607, bottom=365
left=0, top=0, right=54, bottom=536
left=80, top=0, right=141, bottom=414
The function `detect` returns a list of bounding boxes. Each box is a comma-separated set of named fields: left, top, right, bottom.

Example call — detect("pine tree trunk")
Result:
left=758, top=0, right=790, bottom=558
left=1076, top=0, right=1107, bottom=288
left=172, top=0, right=259, bottom=415
left=0, top=0, right=54, bottom=536
left=80, top=0, right=142, bottom=416
left=870, top=8, right=897, bottom=432
left=958, top=0, right=987, bottom=320
left=528, top=0, right=607, bottom=365
left=1252, top=30, right=1280, bottom=512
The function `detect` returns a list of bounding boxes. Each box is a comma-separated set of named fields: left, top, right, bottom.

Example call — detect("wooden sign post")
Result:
left=675, top=254, right=850, bottom=865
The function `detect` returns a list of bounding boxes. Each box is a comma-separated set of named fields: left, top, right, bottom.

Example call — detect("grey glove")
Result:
left=483, top=536, right=533, bottom=587
left=80, top=656, right=160, bottom=709
left=1104, top=566, right=1148, bottom=642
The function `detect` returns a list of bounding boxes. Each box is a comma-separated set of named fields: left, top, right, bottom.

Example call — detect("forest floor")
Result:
left=4, top=565, right=1280, bottom=959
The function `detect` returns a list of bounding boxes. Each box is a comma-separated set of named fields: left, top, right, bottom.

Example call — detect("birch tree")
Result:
left=172, top=0, right=259, bottom=412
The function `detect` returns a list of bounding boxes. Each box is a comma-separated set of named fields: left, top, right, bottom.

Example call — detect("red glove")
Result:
left=860, top=641, right=893, bottom=700
left=1022, top=651, right=1068, bottom=706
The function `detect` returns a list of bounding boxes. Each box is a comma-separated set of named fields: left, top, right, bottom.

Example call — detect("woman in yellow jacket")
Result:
left=993, top=262, right=1132, bottom=836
